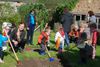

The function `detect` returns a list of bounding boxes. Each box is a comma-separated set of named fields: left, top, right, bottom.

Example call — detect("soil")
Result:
left=17, top=48, right=72, bottom=67
left=17, top=58, right=62, bottom=67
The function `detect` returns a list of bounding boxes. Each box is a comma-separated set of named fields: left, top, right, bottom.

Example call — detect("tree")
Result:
left=52, top=0, right=79, bottom=23
left=18, top=3, right=49, bottom=31
left=0, top=3, right=21, bottom=30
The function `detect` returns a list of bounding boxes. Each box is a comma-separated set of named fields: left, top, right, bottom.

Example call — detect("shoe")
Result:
left=0, top=59, right=4, bottom=63
left=39, top=51, right=46, bottom=55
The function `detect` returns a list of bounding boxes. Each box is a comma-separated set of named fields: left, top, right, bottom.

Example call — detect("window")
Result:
left=82, top=15, right=86, bottom=20
left=76, top=15, right=80, bottom=21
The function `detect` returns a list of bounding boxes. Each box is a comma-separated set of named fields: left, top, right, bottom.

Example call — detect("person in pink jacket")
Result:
left=90, top=23, right=98, bottom=60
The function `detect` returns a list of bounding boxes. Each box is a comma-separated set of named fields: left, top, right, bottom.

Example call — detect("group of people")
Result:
left=0, top=8, right=98, bottom=65
left=60, top=8, right=98, bottom=64
left=0, top=22, right=26, bottom=63
left=37, top=8, right=98, bottom=64
left=0, top=9, right=36, bottom=63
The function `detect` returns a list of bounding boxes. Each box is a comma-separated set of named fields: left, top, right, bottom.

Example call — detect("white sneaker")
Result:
left=0, top=58, right=4, bottom=63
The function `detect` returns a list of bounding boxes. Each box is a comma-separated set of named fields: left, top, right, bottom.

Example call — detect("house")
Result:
left=72, top=0, right=100, bottom=29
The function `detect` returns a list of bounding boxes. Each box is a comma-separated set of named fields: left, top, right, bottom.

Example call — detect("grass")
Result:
left=0, top=31, right=100, bottom=67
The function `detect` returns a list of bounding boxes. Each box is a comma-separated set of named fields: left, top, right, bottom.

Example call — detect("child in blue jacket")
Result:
left=0, top=33, right=8, bottom=63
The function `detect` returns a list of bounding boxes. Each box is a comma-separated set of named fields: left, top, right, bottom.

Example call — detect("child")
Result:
left=55, top=27, right=65, bottom=53
left=77, top=22, right=93, bottom=64
left=69, top=24, right=79, bottom=43
left=0, top=31, right=8, bottom=63
left=38, top=27, right=51, bottom=55
left=44, top=25, right=51, bottom=49
left=90, top=23, right=98, bottom=60
left=84, top=22, right=93, bottom=59
left=77, top=23, right=90, bottom=64
left=77, top=31, right=88, bottom=64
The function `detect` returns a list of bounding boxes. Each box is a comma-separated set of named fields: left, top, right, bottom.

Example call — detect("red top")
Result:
left=92, top=30, right=98, bottom=45
left=60, top=30, right=65, bottom=37
left=69, top=31, right=79, bottom=38
left=2, top=31, right=6, bottom=36
left=38, top=31, right=48, bottom=45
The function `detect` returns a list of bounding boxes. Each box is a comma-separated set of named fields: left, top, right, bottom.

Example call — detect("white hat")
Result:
left=2, top=22, right=12, bottom=29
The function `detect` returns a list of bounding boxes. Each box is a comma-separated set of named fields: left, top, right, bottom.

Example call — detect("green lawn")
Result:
left=0, top=31, right=100, bottom=67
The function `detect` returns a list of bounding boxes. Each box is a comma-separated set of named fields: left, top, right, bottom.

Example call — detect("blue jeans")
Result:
left=65, top=32, right=70, bottom=47
left=27, top=24, right=35, bottom=45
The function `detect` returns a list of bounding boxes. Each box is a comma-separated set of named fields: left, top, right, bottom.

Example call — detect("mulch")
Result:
left=17, top=58, right=62, bottom=67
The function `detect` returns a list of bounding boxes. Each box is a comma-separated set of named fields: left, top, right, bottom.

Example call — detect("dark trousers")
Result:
left=0, top=47, right=3, bottom=60
left=39, top=43, right=46, bottom=55
left=69, top=36, right=78, bottom=44
left=40, top=44, right=46, bottom=52
left=27, top=25, right=35, bottom=45
left=17, top=40, right=26, bottom=50
left=79, top=48, right=87, bottom=63
left=9, top=40, right=26, bottom=52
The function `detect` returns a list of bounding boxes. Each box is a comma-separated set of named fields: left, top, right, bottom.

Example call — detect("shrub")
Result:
left=52, top=0, right=79, bottom=23
left=0, top=3, right=21, bottom=31
left=18, top=3, right=49, bottom=29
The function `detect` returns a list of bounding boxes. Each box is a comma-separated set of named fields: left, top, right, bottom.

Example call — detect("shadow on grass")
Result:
left=3, top=51, right=18, bottom=61
left=50, top=40, right=55, bottom=45
left=3, top=51, right=10, bottom=60
left=56, top=49, right=79, bottom=67
left=56, top=48, right=100, bottom=67
left=3, top=51, right=10, bottom=56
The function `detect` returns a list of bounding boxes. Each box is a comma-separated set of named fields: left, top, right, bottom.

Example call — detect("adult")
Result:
left=61, top=8, right=74, bottom=47
left=87, top=11, right=97, bottom=33
left=27, top=9, right=36, bottom=45
left=87, top=11, right=96, bottom=24
left=9, top=22, right=26, bottom=52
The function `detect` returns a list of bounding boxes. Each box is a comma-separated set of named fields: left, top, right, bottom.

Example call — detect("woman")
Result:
left=9, top=22, right=26, bottom=52
left=87, top=11, right=96, bottom=24
left=27, top=10, right=36, bottom=45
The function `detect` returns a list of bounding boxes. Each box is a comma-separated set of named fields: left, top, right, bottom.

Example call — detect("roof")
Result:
left=72, top=0, right=100, bottom=14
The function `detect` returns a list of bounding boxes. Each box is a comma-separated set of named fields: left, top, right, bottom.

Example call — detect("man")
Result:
left=27, top=10, right=36, bottom=45
left=61, top=8, right=73, bottom=47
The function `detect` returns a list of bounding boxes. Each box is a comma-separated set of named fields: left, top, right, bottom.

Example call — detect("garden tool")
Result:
left=45, top=45, right=54, bottom=62
left=6, top=33, right=22, bottom=65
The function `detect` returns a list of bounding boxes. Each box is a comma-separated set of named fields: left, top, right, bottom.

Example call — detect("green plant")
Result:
left=0, top=3, right=21, bottom=26
left=37, top=0, right=79, bottom=9
left=18, top=3, right=49, bottom=30
left=52, top=0, right=79, bottom=23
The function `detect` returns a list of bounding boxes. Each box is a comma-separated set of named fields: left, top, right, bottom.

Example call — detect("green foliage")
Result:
left=0, top=3, right=14, bottom=18
left=18, top=3, right=49, bottom=26
left=97, top=31, right=100, bottom=45
left=0, top=3, right=21, bottom=26
left=37, top=0, right=79, bottom=9
left=52, top=0, right=79, bottom=23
